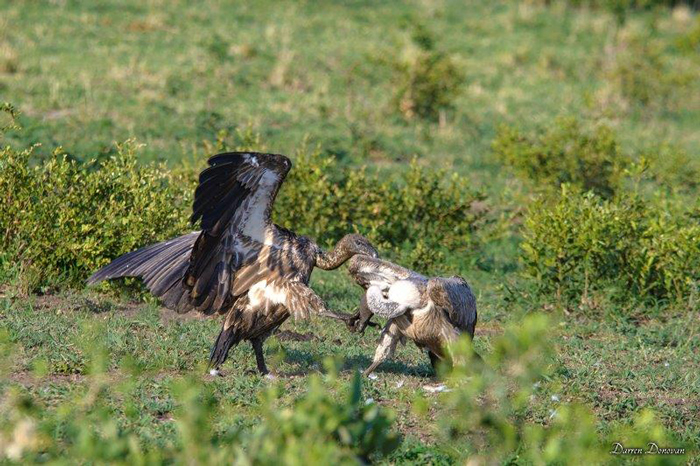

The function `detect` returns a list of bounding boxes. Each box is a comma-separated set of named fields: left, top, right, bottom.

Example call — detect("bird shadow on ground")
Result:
left=341, top=354, right=435, bottom=378
left=272, top=348, right=321, bottom=377
left=278, top=349, right=435, bottom=378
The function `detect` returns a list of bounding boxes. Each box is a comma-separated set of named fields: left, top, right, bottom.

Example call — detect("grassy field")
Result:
left=1, top=0, right=700, bottom=464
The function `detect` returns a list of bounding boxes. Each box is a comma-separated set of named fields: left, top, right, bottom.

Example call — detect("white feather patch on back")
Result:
left=387, top=280, right=422, bottom=307
left=248, top=280, right=268, bottom=307
left=264, top=284, right=288, bottom=305
left=247, top=279, right=288, bottom=309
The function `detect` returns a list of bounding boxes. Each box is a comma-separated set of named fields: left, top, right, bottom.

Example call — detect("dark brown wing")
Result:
left=87, top=232, right=199, bottom=313
left=184, top=152, right=292, bottom=315
left=427, top=277, right=477, bottom=337
left=347, top=256, right=424, bottom=290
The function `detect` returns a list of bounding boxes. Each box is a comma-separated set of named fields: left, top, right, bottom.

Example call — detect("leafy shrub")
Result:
left=606, top=32, right=689, bottom=109
left=431, top=314, right=686, bottom=464
left=520, top=185, right=700, bottom=306
left=492, top=117, right=625, bottom=198
left=643, top=143, right=700, bottom=192
left=244, top=371, right=399, bottom=463
left=676, top=14, right=700, bottom=54
left=0, top=140, right=191, bottom=290
left=392, top=46, right=462, bottom=122
left=1, top=115, right=485, bottom=288
left=0, top=331, right=398, bottom=463
left=276, top=148, right=485, bottom=272
left=434, top=314, right=600, bottom=464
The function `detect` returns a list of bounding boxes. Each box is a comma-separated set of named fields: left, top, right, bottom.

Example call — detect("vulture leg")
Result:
left=428, top=351, right=442, bottom=374
left=363, top=321, right=401, bottom=376
left=317, top=307, right=358, bottom=326
left=251, top=337, right=269, bottom=375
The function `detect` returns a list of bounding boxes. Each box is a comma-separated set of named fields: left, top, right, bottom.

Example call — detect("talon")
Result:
left=341, top=309, right=362, bottom=333
left=352, top=314, right=376, bottom=335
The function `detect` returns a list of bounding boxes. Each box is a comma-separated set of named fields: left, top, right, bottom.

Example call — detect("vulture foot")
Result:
left=345, top=310, right=378, bottom=334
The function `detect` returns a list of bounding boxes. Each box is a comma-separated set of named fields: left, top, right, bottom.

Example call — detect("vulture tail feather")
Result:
left=209, top=324, right=241, bottom=369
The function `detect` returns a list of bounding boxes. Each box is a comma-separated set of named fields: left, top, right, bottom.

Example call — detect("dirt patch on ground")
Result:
left=7, top=368, right=200, bottom=387
left=158, top=307, right=210, bottom=325
left=8, top=372, right=87, bottom=386
left=17, top=290, right=213, bottom=326
left=475, top=323, right=503, bottom=336
left=30, top=293, right=132, bottom=316
left=275, top=330, right=319, bottom=342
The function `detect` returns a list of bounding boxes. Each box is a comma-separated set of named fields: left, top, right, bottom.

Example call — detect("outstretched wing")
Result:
left=184, top=152, right=292, bottom=315
left=427, top=277, right=477, bottom=337
left=347, top=256, right=424, bottom=290
left=87, top=232, right=200, bottom=314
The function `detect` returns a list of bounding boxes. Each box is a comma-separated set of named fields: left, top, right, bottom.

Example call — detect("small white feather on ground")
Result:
left=423, top=384, right=451, bottom=393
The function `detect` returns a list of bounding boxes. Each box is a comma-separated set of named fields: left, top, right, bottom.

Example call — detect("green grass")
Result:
left=1, top=0, right=700, bottom=463
left=1, top=269, right=698, bottom=461
left=2, top=1, right=699, bottom=175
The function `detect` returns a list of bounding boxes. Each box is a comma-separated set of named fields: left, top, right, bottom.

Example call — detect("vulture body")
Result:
left=344, top=256, right=477, bottom=376
left=88, top=152, right=377, bottom=375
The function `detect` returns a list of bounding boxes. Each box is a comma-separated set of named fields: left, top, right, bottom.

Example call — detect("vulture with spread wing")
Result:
left=342, top=256, right=477, bottom=376
left=88, top=152, right=377, bottom=375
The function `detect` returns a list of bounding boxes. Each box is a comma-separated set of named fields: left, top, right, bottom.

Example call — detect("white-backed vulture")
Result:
left=342, top=256, right=477, bottom=376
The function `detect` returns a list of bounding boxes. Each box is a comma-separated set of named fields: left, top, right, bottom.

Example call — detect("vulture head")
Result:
left=315, top=234, right=379, bottom=270
left=339, top=234, right=379, bottom=259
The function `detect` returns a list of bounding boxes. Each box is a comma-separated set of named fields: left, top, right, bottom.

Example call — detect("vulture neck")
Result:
left=315, top=242, right=354, bottom=270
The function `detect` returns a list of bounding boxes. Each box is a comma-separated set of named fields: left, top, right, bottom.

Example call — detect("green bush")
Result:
left=0, top=330, right=398, bottom=463
left=0, top=140, right=191, bottom=290
left=607, top=32, right=689, bottom=109
left=392, top=48, right=462, bottom=122
left=1, top=116, right=485, bottom=288
left=492, top=117, right=625, bottom=198
left=520, top=185, right=700, bottom=306
left=435, top=314, right=603, bottom=464
left=432, top=314, right=686, bottom=464
left=243, top=370, right=399, bottom=463
left=276, top=148, right=485, bottom=272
